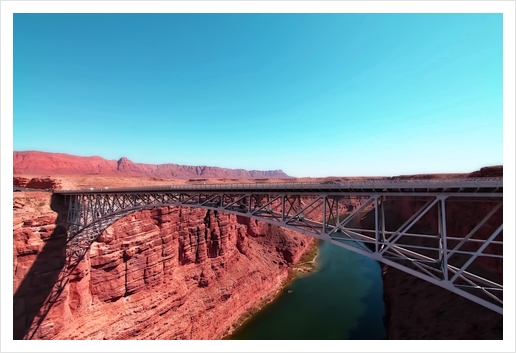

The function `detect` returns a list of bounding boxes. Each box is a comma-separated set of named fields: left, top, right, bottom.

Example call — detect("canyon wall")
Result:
left=13, top=192, right=313, bottom=340
left=13, top=151, right=290, bottom=179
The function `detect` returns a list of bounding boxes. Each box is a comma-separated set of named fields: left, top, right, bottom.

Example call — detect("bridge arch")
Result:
left=68, top=201, right=333, bottom=246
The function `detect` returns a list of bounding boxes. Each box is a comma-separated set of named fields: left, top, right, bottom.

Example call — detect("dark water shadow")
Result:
left=346, top=261, right=387, bottom=340
left=13, top=194, right=68, bottom=340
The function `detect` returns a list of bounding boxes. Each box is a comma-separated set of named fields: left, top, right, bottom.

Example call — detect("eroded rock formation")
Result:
left=13, top=177, right=61, bottom=190
left=13, top=192, right=313, bottom=340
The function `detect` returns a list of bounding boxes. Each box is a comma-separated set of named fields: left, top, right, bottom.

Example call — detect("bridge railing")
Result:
left=54, top=177, right=503, bottom=194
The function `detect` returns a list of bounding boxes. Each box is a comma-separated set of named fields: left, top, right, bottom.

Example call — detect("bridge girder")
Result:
left=55, top=180, right=503, bottom=315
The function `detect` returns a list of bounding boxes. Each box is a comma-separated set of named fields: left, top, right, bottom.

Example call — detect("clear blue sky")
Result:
left=13, top=14, right=502, bottom=177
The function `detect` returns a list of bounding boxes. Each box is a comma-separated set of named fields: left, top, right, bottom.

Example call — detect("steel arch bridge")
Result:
left=53, top=178, right=503, bottom=314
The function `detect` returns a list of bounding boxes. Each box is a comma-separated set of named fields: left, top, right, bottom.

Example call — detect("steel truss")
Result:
left=56, top=179, right=503, bottom=314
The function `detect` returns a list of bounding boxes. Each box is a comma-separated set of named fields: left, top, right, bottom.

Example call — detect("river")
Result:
left=227, top=238, right=386, bottom=340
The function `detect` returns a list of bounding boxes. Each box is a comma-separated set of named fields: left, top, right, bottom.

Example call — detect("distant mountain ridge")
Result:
left=13, top=151, right=291, bottom=179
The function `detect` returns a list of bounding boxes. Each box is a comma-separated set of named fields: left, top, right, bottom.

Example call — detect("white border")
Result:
left=2, top=1, right=514, bottom=352
left=0, top=1, right=514, bottom=14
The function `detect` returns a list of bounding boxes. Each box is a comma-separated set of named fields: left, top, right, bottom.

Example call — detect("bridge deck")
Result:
left=54, top=178, right=503, bottom=195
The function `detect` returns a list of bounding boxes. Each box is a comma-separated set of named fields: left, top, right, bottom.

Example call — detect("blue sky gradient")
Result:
left=14, top=14, right=502, bottom=177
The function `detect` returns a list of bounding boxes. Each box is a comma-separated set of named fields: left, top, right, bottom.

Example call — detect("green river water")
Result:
left=227, top=238, right=386, bottom=340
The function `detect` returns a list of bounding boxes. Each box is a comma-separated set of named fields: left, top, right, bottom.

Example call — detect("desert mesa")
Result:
left=13, top=151, right=290, bottom=179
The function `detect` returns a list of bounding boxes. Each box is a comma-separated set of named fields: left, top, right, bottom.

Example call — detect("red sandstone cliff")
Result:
left=13, top=192, right=313, bottom=340
left=13, top=151, right=290, bottom=179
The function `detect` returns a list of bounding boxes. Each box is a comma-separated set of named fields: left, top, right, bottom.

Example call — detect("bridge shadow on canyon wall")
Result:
left=13, top=194, right=84, bottom=340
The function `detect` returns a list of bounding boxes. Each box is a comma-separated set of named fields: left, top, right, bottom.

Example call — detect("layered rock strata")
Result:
left=13, top=193, right=313, bottom=340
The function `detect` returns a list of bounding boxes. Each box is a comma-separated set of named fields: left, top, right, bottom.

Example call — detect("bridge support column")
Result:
left=336, top=197, right=339, bottom=225
left=381, top=196, right=386, bottom=251
left=322, top=195, right=327, bottom=234
left=438, top=196, right=449, bottom=281
left=281, top=195, right=285, bottom=221
left=374, top=196, right=379, bottom=253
